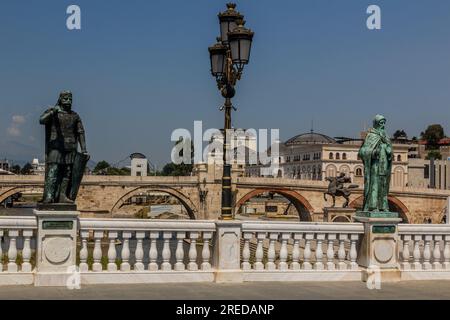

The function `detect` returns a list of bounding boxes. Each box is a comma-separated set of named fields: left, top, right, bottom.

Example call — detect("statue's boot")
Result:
left=58, top=178, right=75, bottom=204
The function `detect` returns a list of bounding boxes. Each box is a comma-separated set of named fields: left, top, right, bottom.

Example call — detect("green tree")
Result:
left=422, top=124, right=445, bottom=149
left=162, top=138, right=194, bottom=176
left=93, top=161, right=111, bottom=175
left=20, top=163, right=33, bottom=175
left=11, top=165, right=21, bottom=174
left=426, top=150, right=442, bottom=160
left=393, top=129, right=407, bottom=140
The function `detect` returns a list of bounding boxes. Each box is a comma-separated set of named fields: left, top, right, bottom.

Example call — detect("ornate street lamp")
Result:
left=209, top=3, right=254, bottom=220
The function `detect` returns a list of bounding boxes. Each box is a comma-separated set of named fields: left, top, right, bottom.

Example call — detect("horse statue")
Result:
left=323, top=173, right=358, bottom=208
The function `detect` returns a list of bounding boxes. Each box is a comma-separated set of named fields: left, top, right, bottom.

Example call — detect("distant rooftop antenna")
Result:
left=310, top=118, right=314, bottom=133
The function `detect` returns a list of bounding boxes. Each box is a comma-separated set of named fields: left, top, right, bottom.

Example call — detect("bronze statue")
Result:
left=358, top=114, right=392, bottom=212
left=39, top=91, right=89, bottom=208
left=324, top=173, right=357, bottom=208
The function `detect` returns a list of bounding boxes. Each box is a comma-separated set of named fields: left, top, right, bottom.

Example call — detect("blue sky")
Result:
left=1, top=0, right=449, bottom=167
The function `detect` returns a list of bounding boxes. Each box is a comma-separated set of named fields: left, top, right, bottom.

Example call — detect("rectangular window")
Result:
left=265, top=205, right=278, bottom=213
left=424, top=165, right=429, bottom=179
left=137, top=171, right=142, bottom=176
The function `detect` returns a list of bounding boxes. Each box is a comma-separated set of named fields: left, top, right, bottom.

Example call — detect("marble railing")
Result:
left=0, top=216, right=37, bottom=274
left=398, top=224, right=450, bottom=271
left=78, top=218, right=216, bottom=274
left=240, top=221, right=364, bottom=272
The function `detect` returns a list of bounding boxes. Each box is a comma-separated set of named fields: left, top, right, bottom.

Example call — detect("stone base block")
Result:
left=34, top=272, right=76, bottom=287
left=361, top=268, right=401, bottom=283
left=214, top=270, right=244, bottom=283
left=323, top=207, right=356, bottom=222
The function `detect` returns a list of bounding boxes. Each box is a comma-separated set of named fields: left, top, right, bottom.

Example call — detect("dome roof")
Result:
left=130, top=153, right=147, bottom=159
left=285, top=132, right=336, bottom=145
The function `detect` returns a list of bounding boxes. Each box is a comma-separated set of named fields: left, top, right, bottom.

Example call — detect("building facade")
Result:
left=408, top=158, right=450, bottom=190
left=130, top=153, right=148, bottom=177
left=245, top=132, right=410, bottom=188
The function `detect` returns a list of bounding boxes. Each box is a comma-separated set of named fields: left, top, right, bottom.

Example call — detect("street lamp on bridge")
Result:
left=208, top=3, right=254, bottom=220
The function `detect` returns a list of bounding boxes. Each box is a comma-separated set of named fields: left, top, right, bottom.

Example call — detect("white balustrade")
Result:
left=134, top=232, right=145, bottom=271
left=77, top=219, right=215, bottom=275
left=399, top=224, right=450, bottom=271
left=92, top=231, right=103, bottom=272
left=0, top=216, right=37, bottom=274
left=107, top=231, right=118, bottom=271
left=240, top=221, right=363, bottom=273
left=201, top=232, right=212, bottom=271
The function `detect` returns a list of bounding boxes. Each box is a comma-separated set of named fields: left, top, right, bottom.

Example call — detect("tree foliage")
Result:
left=20, top=163, right=33, bottom=175
left=422, top=124, right=445, bottom=149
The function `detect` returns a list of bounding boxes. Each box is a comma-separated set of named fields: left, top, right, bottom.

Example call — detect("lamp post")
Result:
left=209, top=3, right=254, bottom=220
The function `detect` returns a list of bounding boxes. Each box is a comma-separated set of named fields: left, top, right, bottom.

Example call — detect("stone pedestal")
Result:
left=323, top=207, right=356, bottom=222
left=34, top=210, right=79, bottom=287
left=354, top=212, right=402, bottom=282
left=213, top=221, right=243, bottom=283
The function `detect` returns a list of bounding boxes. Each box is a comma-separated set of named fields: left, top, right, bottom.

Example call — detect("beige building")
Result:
left=130, top=153, right=148, bottom=177
left=408, top=158, right=450, bottom=190
left=246, top=132, right=410, bottom=188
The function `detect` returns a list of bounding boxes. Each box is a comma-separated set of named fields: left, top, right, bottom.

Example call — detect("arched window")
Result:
left=329, top=152, right=333, bottom=160
left=397, top=155, right=401, bottom=162
left=356, top=168, right=363, bottom=176
left=336, top=153, right=340, bottom=160
left=342, top=153, right=347, bottom=160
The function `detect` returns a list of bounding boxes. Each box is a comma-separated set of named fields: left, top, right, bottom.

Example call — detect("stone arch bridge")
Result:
left=0, top=175, right=448, bottom=223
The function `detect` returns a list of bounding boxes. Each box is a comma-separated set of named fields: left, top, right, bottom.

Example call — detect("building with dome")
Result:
left=245, top=131, right=410, bottom=188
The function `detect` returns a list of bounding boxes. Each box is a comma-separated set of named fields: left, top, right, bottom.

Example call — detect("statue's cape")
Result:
left=358, top=129, right=384, bottom=208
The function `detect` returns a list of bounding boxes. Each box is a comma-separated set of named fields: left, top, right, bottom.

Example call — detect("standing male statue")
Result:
left=358, top=114, right=392, bottom=212
left=39, top=91, right=89, bottom=208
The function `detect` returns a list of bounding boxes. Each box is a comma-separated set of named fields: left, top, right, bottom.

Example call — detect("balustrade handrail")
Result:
left=79, top=218, right=216, bottom=232
left=242, top=221, right=364, bottom=234
left=398, top=224, right=450, bottom=235
left=0, top=216, right=37, bottom=229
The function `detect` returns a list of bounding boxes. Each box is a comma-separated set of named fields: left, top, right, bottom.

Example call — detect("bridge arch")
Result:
left=235, top=188, right=314, bottom=221
left=110, top=186, right=198, bottom=220
left=0, top=186, right=44, bottom=204
left=348, top=195, right=410, bottom=223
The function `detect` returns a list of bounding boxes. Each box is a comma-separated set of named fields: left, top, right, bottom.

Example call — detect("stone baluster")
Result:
left=7, top=229, right=19, bottom=272
left=79, top=230, right=89, bottom=272
left=0, top=230, right=3, bottom=272
left=443, top=235, right=450, bottom=270
left=423, top=235, right=432, bottom=270
left=314, top=234, right=325, bottom=270
left=338, top=234, right=348, bottom=270
left=107, top=231, right=118, bottom=271
left=188, top=232, right=199, bottom=271
left=349, top=234, right=359, bottom=270
left=278, top=233, right=290, bottom=271
left=148, top=232, right=159, bottom=271
left=326, top=234, right=336, bottom=270
left=201, top=232, right=213, bottom=270
left=266, top=233, right=278, bottom=270
left=92, top=231, right=104, bottom=272
left=254, top=233, right=266, bottom=271
left=120, top=231, right=132, bottom=271
left=241, top=232, right=252, bottom=270
left=21, top=230, right=33, bottom=272
left=161, top=232, right=172, bottom=271
left=432, top=235, right=442, bottom=270
left=412, top=235, right=422, bottom=270
left=400, top=235, right=411, bottom=270
left=290, top=233, right=302, bottom=270
left=134, top=232, right=145, bottom=271
left=175, top=232, right=186, bottom=271
left=303, top=234, right=313, bottom=270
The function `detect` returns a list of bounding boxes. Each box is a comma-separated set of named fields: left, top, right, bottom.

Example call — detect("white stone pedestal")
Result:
left=34, top=210, right=79, bottom=287
left=213, top=221, right=243, bottom=283
left=354, top=213, right=402, bottom=282
left=323, top=207, right=356, bottom=222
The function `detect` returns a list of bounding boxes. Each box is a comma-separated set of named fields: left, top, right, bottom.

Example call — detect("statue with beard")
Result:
left=38, top=91, right=90, bottom=210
